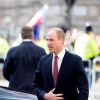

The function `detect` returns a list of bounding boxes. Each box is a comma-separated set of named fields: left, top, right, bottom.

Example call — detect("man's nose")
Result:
left=47, top=40, right=51, bottom=44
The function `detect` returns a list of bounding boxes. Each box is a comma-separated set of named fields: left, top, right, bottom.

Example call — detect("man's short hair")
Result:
left=50, top=27, right=65, bottom=40
left=21, top=26, right=33, bottom=39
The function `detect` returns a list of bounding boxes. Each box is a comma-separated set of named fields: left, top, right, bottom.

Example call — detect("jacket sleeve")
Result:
left=75, top=57, right=89, bottom=100
left=3, top=48, right=14, bottom=80
left=33, top=59, right=46, bottom=100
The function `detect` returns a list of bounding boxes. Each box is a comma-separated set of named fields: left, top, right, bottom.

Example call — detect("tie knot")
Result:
left=54, top=55, right=58, bottom=59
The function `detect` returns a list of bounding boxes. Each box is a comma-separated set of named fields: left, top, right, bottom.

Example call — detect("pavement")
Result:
left=89, top=79, right=100, bottom=100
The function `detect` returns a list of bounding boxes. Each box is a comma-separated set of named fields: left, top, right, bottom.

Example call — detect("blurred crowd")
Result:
left=0, top=23, right=100, bottom=63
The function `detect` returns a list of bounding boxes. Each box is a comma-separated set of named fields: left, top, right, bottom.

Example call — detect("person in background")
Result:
left=74, top=23, right=100, bottom=89
left=64, top=29, right=74, bottom=53
left=35, top=31, right=49, bottom=54
left=11, top=33, right=22, bottom=47
left=33, top=27, right=89, bottom=100
left=95, top=33, right=100, bottom=53
left=0, top=35, right=9, bottom=63
left=74, top=23, right=99, bottom=61
left=3, top=26, right=46, bottom=94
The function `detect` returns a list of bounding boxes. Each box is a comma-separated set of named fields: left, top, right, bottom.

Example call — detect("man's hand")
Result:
left=43, top=88, right=64, bottom=100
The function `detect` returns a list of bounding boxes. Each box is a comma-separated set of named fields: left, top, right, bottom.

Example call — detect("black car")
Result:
left=0, top=86, right=37, bottom=100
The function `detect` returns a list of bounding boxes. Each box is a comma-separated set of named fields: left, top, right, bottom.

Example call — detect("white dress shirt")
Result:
left=52, top=49, right=66, bottom=73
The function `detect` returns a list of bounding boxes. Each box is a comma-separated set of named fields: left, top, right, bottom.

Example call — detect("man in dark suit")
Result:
left=33, top=27, right=89, bottom=100
left=3, top=26, right=46, bottom=94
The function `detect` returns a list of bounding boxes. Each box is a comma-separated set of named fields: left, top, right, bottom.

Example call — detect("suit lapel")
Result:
left=46, top=54, right=55, bottom=87
left=56, top=51, right=69, bottom=87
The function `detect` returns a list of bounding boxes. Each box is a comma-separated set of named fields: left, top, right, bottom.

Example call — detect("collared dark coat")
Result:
left=3, top=41, right=46, bottom=94
left=33, top=50, right=89, bottom=100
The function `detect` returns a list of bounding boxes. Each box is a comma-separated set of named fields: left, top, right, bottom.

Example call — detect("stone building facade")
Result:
left=0, top=0, right=100, bottom=42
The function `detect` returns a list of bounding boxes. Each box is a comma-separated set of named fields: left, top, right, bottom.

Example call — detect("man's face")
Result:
left=46, top=30, right=62, bottom=54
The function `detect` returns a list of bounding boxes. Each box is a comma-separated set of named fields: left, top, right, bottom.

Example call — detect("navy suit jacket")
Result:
left=3, top=41, right=46, bottom=93
left=33, top=50, right=89, bottom=100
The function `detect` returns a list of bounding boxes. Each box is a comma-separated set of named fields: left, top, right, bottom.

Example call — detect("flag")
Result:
left=27, top=4, right=48, bottom=40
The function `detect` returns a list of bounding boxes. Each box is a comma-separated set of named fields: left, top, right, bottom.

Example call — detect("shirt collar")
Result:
left=53, top=49, right=65, bottom=60
left=22, top=39, right=32, bottom=42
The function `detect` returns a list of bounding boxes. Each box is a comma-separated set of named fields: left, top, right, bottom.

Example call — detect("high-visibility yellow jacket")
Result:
left=74, top=33, right=100, bottom=59
left=0, top=37, right=9, bottom=58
